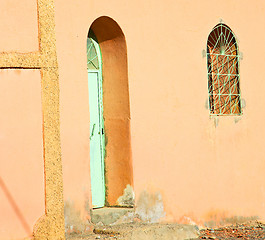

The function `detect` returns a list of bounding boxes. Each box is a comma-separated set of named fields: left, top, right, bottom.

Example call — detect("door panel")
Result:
left=88, top=72, right=105, bottom=208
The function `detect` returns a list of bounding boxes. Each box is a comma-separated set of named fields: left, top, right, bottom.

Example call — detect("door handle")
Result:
left=98, top=128, right=104, bottom=135
left=90, top=124, right=96, bottom=140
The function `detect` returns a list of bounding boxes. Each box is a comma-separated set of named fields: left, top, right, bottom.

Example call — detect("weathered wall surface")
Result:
left=55, top=0, right=265, bottom=228
left=2, top=0, right=265, bottom=238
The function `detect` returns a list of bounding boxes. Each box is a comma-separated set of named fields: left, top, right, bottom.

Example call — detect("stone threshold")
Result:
left=91, top=207, right=134, bottom=225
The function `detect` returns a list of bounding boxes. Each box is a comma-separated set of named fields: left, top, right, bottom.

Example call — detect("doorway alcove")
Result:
left=88, top=16, right=133, bottom=207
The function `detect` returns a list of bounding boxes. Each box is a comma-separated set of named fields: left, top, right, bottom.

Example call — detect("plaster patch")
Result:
left=135, top=191, right=165, bottom=223
left=64, top=201, right=91, bottom=233
left=202, top=49, right=206, bottom=58
left=205, top=215, right=259, bottom=228
left=117, top=184, right=135, bottom=207
left=234, top=116, right=242, bottom=123
left=205, top=98, right=209, bottom=110
left=214, top=117, right=219, bottom=127
left=240, top=52, right=244, bottom=60
left=241, top=98, right=246, bottom=108
left=203, top=209, right=259, bottom=228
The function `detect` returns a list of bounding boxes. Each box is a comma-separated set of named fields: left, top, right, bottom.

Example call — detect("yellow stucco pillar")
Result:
left=33, top=0, right=65, bottom=239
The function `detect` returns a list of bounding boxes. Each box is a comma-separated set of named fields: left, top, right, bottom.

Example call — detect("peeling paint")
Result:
left=204, top=215, right=259, bottom=228
left=203, top=209, right=259, bottom=228
left=241, top=98, right=246, bottom=108
left=202, top=49, right=206, bottom=58
left=214, top=117, right=219, bottom=127
left=64, top=201, right=92, bottom=234
left=117, top=184, right=135, bottom=207
left=234, top=116, right=242, bottom=123
left=135, top=191, right=165, bottom=223
left=205, top=98, right=209, bottom=110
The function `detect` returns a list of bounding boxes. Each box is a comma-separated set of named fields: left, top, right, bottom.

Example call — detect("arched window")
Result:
left=207, top=23, right=241, bottom=115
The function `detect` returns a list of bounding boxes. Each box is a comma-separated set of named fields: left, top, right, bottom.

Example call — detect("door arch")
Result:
left=88, top=16, right=133, bottom=207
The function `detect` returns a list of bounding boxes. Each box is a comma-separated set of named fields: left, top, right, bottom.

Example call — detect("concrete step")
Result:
left=91, top=207, right=134, bottom=225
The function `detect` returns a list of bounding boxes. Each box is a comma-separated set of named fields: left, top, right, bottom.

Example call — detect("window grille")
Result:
left=87, top=37, right=100, bottom=70
left=207, top=23, right=241, bottom=115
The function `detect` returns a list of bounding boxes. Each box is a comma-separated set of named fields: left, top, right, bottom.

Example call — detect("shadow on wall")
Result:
left=0, top=177, right=31, bottom=235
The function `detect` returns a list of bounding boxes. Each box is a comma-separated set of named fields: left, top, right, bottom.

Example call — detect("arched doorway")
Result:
left=87, top=16, right=133, bottom=208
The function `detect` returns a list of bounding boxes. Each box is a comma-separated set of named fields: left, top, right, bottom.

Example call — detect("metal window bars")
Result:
left=87, top=37, right=100, bottom=70
left=207, top=23, right=241, bottom=116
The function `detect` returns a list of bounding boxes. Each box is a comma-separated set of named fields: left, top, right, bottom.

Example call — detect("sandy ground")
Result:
left=198, top=221, right=265, bottom=239
left=66, top=221, right=265, bottom=240
left=66, top=222, right=199, bottom=240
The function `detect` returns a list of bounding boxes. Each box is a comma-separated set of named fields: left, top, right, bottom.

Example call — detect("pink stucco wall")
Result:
left=56, top=0, right=265, bottom=226
left=0, top=0, right=38, bottom=52
left=2, top=0, right=265, bottom=238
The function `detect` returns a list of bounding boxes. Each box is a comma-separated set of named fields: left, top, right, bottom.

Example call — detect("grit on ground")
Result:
left=66, top=222, right=199, bottom=240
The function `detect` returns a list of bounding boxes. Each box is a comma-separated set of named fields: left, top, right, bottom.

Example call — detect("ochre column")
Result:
left=33, top=0, right=65, bottom=239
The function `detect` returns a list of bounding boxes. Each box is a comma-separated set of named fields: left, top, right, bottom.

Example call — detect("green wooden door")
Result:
left=87, top=34, right=105, bottom=208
